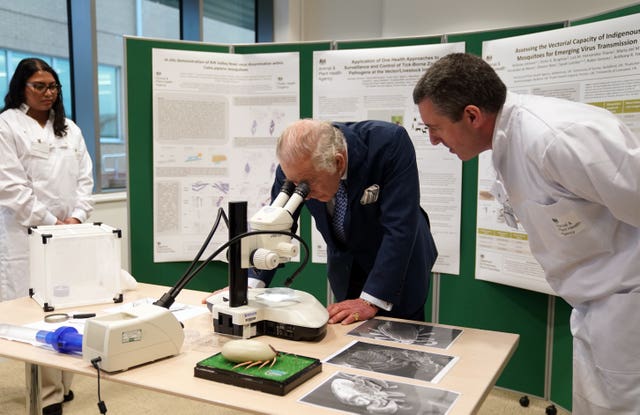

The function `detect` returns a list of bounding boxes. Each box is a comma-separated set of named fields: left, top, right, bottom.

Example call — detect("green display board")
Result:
left=550, top=298, right=573, bottom=410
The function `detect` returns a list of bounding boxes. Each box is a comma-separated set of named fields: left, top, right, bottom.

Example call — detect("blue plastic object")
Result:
left=36, top=326, right=83, bottom=354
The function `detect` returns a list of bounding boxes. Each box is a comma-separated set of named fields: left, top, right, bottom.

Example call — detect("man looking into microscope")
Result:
left=250, top=119, right=438, bottom=324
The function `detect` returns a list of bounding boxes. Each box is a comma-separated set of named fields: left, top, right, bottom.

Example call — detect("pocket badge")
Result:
left=360, top=184, right=380, bottom=205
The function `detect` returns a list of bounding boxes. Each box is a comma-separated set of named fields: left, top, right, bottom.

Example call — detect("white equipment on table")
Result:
left=206, top=287, right=328, bottom=341
left=82, top=303, right=184, bottom=372
left=28, top=223, right=123, bottom=311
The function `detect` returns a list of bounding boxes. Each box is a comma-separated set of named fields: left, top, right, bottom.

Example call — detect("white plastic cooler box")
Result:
left=28, top=223, right=123, bottom=311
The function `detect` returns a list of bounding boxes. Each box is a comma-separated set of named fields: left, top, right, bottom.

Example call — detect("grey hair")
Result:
left=276, top=119, right=346, bottom=173
left=413, top=53, right=506, bottom=121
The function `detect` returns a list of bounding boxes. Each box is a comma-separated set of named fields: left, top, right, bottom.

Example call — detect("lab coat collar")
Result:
left=19, top=103, right=55, bottom=121
left=491, top=91, right=518, bottom=170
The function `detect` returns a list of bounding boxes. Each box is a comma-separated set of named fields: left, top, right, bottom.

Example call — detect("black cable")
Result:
left=170, top=208, right=228, bottom=295
left=90, top=357, right=108, bottom=414
left=154, top=208, right=228, bottom=308
left=167, top=207, right=228, bottom=299
left=167, top=229, right=310, bottom=301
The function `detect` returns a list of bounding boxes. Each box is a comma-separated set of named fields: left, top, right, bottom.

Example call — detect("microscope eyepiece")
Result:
left=280, top=180, right=296, bottom=196
left=282, top=182, right=309, bottom=215
left=294, top=182, right=310, bottom=199
left=272, top=180, right=297, bottom=208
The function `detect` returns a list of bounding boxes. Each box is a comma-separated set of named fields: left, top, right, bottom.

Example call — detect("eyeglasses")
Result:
left=26, top=82, right=61, bottom=94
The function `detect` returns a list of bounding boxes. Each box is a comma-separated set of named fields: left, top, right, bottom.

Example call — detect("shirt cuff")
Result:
left=248, top=277, right=266, bottom=288
left=71, top=209, right=87, bottom=223
left=361, top=292, right=392, bottom=311
left=43, top=212, right=58, bottom=225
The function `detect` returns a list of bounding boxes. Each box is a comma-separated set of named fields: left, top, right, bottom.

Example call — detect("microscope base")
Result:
left=207, top=288, right=328, bottom=342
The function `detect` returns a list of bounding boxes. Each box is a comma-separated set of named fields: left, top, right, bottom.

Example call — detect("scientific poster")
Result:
left=312, top=43, right=466, bottom=275
left=478, top=13, right=640, bottom=293
left=151, top=48, right=300, bottom=262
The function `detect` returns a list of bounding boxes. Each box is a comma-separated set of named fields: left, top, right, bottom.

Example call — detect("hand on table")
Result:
left=327, top=298, right=378, bottom=325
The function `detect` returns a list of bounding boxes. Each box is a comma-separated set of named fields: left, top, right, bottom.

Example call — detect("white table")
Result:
left=0, top=283, right=518, bottom=414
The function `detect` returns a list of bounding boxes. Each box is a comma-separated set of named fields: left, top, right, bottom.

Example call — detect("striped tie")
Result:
left=332, top=181, right=347, bottom=243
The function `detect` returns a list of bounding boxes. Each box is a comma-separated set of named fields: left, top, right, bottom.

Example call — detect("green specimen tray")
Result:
left=194, top=351, right=322, bottom=396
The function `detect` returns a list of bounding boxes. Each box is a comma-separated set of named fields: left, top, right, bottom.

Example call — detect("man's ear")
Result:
left=335, top=152, right=346, bottom=174
left=463, top=105, right=483, bottom=127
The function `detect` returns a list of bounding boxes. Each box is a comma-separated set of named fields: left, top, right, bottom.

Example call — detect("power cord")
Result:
left=90, top=357, right=108, bottom=414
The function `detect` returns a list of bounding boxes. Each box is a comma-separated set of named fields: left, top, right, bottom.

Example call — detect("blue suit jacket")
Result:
left=255, top=121, right=437, bottom=319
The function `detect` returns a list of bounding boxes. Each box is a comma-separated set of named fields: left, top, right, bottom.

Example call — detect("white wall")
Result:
left=275, top=0, right=640, bottom=42
left=380, top=0, right=640, bottom=38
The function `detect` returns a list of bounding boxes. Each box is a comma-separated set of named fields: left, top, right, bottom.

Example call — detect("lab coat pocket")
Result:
left=30, top=139, right=50, bottom=159
left=26, top=153, right=53, bottom=183
left=62, top=152, right=80, bottom=177
left=522, top=198, right=615, bottom=265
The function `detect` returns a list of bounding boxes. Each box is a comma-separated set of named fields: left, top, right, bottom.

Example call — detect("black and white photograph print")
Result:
left=299, top=371, right=460, bottom=415
left=325, top=341, right=458, bottom=383
left=348, top=318, right=463, bottom=349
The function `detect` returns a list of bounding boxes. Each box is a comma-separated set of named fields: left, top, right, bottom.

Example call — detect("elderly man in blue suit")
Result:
left=250, top=119, right=438, bottom=324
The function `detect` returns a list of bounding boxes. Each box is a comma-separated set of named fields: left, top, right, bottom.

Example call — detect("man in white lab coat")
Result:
left=413, top=52, right=640, bottom=414
left=0, top=58, right=94, bottom=415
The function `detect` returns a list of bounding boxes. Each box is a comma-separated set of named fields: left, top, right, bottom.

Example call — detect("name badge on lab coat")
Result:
left=31, top=139, right=49, bottom=159
left=551, top=211, right=585, bottom=237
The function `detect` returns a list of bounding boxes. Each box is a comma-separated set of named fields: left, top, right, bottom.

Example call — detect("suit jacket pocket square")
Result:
left=360, top=184, right=380, bottom=205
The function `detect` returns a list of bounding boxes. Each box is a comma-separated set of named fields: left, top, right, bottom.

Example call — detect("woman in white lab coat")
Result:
left=0, top=58, right=94, bottom=415
left=413, top=53, right=640, bottom=414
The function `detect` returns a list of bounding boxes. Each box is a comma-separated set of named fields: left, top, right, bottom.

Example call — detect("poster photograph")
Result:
left=347, top=318, right=462, bottom=350
left=325, top=341, right=457, bottom=383
left=299, top=371, right=459, bottom=415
